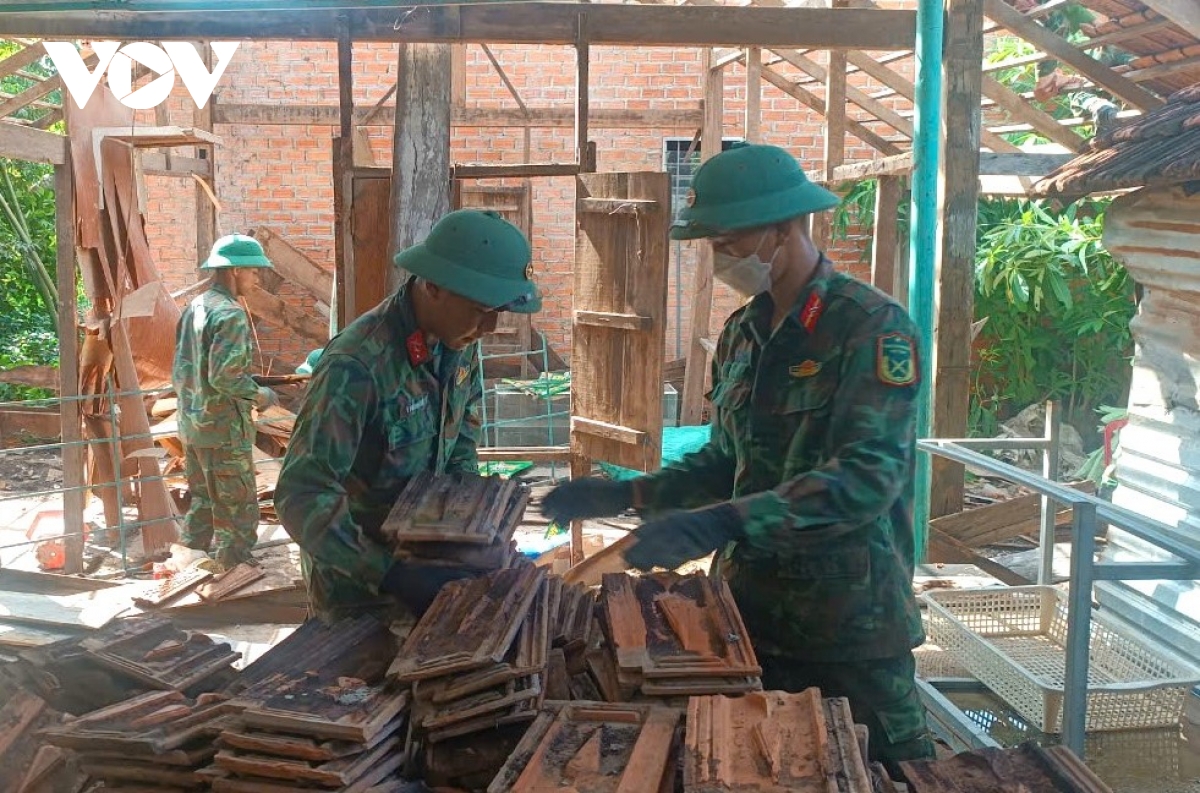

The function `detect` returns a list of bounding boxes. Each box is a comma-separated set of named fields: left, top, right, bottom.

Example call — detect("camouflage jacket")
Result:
left=275, top=281, right=483, bottom=619
left=172, top=284, right=259, bottom=449
left=639, top=258, right=925, bottom=662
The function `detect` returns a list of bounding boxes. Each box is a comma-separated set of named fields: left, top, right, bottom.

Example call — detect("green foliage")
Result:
left=972, top=198, right=1134, bottom=436
left=830, top=183, right=1135, bottom=441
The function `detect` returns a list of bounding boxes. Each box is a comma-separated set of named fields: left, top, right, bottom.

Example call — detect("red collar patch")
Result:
left=799, top=292, right=824, bottom=333
left=406, top=331, right=432, bottom=366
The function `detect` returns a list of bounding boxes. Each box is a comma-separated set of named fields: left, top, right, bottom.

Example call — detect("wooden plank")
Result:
left=926, top=528, right=1032, bottom=586
left=680, top=52, right=722, bottom=428
left=451, top=44, right=467, bottom=106
left=575, top=37, right=590, bottom=171
left=572, top=417, right=648, bottom=446
left=242, top=284, right=327, bottom=345
left=247, top=227, right=333, bottom=305
left=139, top=152, right=212, bottom=177
left=213, top=102, right=703, bottom=129
left=347, top=170, right=392, bottom=319
left=0, top=121, right=65, bottom=164
left=577, top=197, right=659, bottom=214
left=2, top=6, right=920, bottom=49
left=927, top=480, right=1094, bottom=546
left=759, top=64, right=901, bottom=156
left=980, top=75, right=1083, bottom=152
left=574, top=310, right=652, bottom=332
left=0, top=587, right=132, bottom=630
left=132, top=566, right=213, bottom=608
left=981, top=0, right=1164, bottom=111
left=814, top=25, right=847, bottom=249
left=196, top=563, right=266, bottom=602
left=563, top=532, right=637, bottom=587
left=389, top=43, right=451, bottom=288
left=930, top=0, right=984, bottom=520
left=872, top=175, right=903, bottom=299
left=825, top=152, right=913, bottom=183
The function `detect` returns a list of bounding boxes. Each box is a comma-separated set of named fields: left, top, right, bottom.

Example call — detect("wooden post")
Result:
left=680, top=50, right=723, bottom=427
left=930, top=0, right=983, bottom=518
left=814, top=43, right=846, bottom=249
left=872, top=175, right=903, bottom=298
left=332, top=23, right=354, bottom=332
left=193, top=42, right=216, bottom=260
left=744, top=46, right=761, bottom=143
left=337, top=21, right=353, bottom=150
left=450, top=44, right=467, bottom=108
left=389, top=43, right=452, bottom=288
left=575, top=21, right=592, bottom=172
left=56, top=160, right=85, bottom=575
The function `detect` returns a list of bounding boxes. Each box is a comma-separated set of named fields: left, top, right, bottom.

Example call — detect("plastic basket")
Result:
left=922, top=586, right=1200, bottom=733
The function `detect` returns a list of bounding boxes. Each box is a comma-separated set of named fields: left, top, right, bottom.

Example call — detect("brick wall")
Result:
left=142, top=39, right=914, bottom=370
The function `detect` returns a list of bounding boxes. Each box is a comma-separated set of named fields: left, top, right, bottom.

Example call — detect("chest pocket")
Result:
left=386, top=395, right=438, bottom=449
left=709, top=361, right=752, bottom=411
left=774, top=367, right=838, bottom=416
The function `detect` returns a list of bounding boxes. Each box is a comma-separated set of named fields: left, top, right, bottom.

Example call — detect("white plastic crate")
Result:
left=922, top=585, right=1200, bottom=733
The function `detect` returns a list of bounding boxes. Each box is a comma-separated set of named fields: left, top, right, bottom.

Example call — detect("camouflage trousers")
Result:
left=758, top=651, right=935, bottom=778
left=181, top=442, right=259, bottom=568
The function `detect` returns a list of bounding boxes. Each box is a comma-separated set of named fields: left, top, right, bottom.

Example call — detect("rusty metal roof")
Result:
left=1033, top=83, right=1200, bottom=198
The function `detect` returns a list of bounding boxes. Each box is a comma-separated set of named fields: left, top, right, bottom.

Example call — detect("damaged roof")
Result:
left=1033, top=83, right=1200, bottom=199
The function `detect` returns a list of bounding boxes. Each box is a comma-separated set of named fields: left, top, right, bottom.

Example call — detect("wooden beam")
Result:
left=0, top=121, right=64, bottom=164
left=977, top=152, right=1073, bottom=176
left=452, top=163, right=580, bottom=179
left=823, top=152, right=913, bottom=183
left=211, top=102, right=703, bottom=130
left=248, top=226, right=333, bottom=305
left=930, top=0, right=984, bottom=520
left=872, top=175, right=903, bottom=299
left=138, top=151, right=211, bottom=177
left=478, top=446, right=572, bottom=463
left=770, top=48, right=913, bottom=138
left=980, top=75, right=1083, bottom=152
left=680, top=51, right=722, bottom=428
left=450, top=44, right=467, bottom=107
left=242, top=285, right=327, bottom=345
left=193, top=42, right=216, bottom=267
left=745, top=47, right=761, bottom=143
left=0, top=6, right=919, bottom=49
left=845, top=51, right=1021, bottom=153
left=760, top=64, right=902, bottom=155
left=55, top=162, right=84, bottom=575
left=389, top=43, right=452, bottom=288
left=1137, top=0, right=1200, bottom=38
left=0, top=54, right=92, bottom=120
left=815, top=32, right=847, bottom=249
left=0, top=44, right=47, bottom=82
left=982, top=0, right=1164, bottom=111
left=575, top=33, right=591, bottom=172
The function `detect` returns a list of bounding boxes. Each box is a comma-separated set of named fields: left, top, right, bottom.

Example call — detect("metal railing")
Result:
left=920, top=424, right=1200, bottom=756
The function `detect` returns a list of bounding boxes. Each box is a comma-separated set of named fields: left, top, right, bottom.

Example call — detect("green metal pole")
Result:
left=908, top=0, right=943, bottom=560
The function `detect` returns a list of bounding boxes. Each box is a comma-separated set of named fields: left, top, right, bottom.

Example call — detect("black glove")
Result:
left=541, top=477, right=634, bottom=525
left=624, top=503, right=744, bottom=572
left=379, top=560, right=479, bottom=616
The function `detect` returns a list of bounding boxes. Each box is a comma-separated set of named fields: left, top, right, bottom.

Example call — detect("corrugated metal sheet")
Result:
left=1098, top=187, right=1200, bottom=656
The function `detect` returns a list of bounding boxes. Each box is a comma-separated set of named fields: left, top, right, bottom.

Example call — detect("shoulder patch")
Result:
left=877, top=333, right=917, bottom=387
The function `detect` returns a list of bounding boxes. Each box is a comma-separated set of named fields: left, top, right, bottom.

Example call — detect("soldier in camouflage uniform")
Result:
left=275, top=210, right=542, bottom=624
left=173, top=234, right=277, bottom=570
left=543, top=143, right=934, bottom=774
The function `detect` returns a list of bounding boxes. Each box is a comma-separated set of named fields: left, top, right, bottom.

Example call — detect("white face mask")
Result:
left=712, top=231, right=779, bottom=298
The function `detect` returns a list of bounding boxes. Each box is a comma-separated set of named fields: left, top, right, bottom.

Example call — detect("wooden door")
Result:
left=453, top=183, right=535, bottom=374
left=571, top=172, right=670, bottom=477
left=333, top=143, right=391, bottom=327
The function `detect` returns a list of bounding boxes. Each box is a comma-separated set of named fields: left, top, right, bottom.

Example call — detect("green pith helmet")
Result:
left=200, top=233, right=273, bottom=270
left=394, top=209, right=541, bottom=314
left=670, top=142, right=840, bottom=240
left=296, top=348, right=323, bottom=376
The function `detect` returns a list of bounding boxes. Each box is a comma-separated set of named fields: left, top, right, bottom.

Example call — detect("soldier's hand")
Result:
left=542, top=477, right=634, bottom=525
left=255, top=386, right=279, bottom=409
left=624, top=503, right=744, bottom=572
left=380, top=560, right=480, bottom=616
